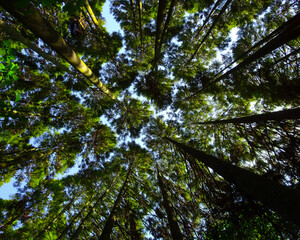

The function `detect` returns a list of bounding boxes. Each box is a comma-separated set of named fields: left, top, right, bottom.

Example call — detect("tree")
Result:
left=165, top=137, right=300, bottom=227
left=156, top=164, right=183, bottom=240
left=0, top=0, right=299, bottom=239
left=195, top=107, right=300, bottom=125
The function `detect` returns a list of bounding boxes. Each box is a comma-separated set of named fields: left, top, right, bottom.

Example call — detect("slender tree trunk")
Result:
left=156, top=0, right=176, bottom=65
left=128, top=211, right=142, bottom=240
left=215, top=12, right=300, bottom=82
left=185, top=12, right=300, bottom=101
left=165, top=137, right=300, bottom=227
left=156, top=165, right=184, bottom=240
left=99, top=163, right=133, bottom=240
left=82, top=0, right=125, bottom=81
left=69, top=186, right=110, bottom=239
left=194, top=108, right=300, bottom=125
left=185, top=0, right=232, bottom=66
left=130, top=0, right=138, bottom=39
left=34, top=194, right=78, bottom=240
left=0, top=19, right=69, bottom=72
left=84, top=0, right=99, bottom=27
left=0, top=158, right=30, bottom=170
left=215, top=14, right=289, bottom=77
left=57, top=201, right=91, bottom=240
left=0, top=1, right=116, bottom=100
left=194, top=0, right=223, bottom=39
left=137, top=0, right=143, bottom=52
left=154, top=0, right=168, bottom=68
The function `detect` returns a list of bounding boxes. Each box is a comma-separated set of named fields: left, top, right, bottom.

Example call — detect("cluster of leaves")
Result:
left=0, top=0, right=299, bottom=239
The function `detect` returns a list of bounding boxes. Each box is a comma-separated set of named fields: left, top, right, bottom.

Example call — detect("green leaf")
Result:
left=0, top=49, right=5, bottom=56
left=11, top=64, right=18, bottom=72
left=15, top=92, right=21, bottom=103
left=12, top=74, right=19, bottom=81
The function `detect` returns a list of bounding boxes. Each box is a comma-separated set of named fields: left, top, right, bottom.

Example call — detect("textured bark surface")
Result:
left=157, top=165, right=184, bottom=240
left=166, top=137, right=300, bottom=227
left=99, top=163, right=133, bottom=240
left=0, top=1, right=116, bottom=100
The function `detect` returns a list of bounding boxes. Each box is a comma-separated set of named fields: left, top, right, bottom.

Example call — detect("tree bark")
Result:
left=194, top=0, right=223, bottom=39
left=0, top=19, right=69, bottom=72
left=154, top=0, right=168, bottom=68
left=128, top=211, right=142, bottom=240
left=210, top=12, right=300, bottom=86
left=34, top=194, right=78, bottom=240
left=156, top=165, right=184, bottom=240
left=84, top=0, right=99, bottom=27
left=137, top=0, right=143, bottom=52
left=155, top=0, right=176, bottom=66
left=57, top=201, right=91, bottom=240
left=185, top=12, right=300, bottom=100
left=166, top=137, right=300, bottom=227
left=99, top=163, right=133, bottom=240
left=194, top=108, right=300, bottom=125
left=0, top=1, right=116, bottom=100
left=186, top=0, right=232, bottom=66
left=69, top=186, right=110, bottom=239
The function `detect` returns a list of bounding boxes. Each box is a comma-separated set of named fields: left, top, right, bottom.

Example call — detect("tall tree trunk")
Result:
left=194, top=108, right=300, bottom=125
left=128, top=210, right=142, bottom=240
left=215, top=13, right=291, bottom=77
left=130, top=0, right=138, bottom=39
left=154, top=0, right=168, bottom=68
left=194, top=0, right=223, bottom=39
left=69, top=186, right=111, bottom=239
left=185, top=0, right=232, bottom=66
left=57, top=200, right=91, bottom=240
left=0, top=19, right=69, bottom=72
left=0, top=1, right=116, bottom=100
left=99, top=163, right=133, bottom=240
left=214, top=12, right=300, bottom=82
left=137, top=0, right=143, bottom=52
left=185, top=12, right=300, bottom=101
left=156, top=165, right=184, bottom=240
left=84, top=0, right=100, bottom=27
left=83, top=1, right=125, bottom=81
left=34, top=194, right=78, bottom=240
left=155, top=0, right=176, bottom=66
left=165, top=137, right=300, bottom=227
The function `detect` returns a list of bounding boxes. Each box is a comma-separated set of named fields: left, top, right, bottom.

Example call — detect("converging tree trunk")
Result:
left=154, top=0, right=168, bottom=68
left=194, top=0, right=223, bottom=39
left=194, top=107, right=300, bottom=125
left=57, top=200, right=91, bottom=240
left=165, top=137, right=300, bottom=227
left=186, top=12, right=300, bottom=100
left=186, top=0, right=232, bottom=66
left=128, top=210, right=142, bottom=240
left=99, top=163, right=133, bottom=240
left=156, top=165, right=184, bottom=240
left=34, top=194, right=78, bottom=240
left=137, top=0, right=143, bottom=51
left=0, top=19, right=69, bottom=72
left=0, top=0, right=116, bottom=100
left=84, top=0, right=100, bottom=28
left=155, top=0, right=177, bottom=66
left=210, top=12, right=300, bottom=87
left=69, top=186, right=111, bottom=240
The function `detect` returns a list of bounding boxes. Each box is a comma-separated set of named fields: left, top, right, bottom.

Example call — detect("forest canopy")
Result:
left=0, top=0, right=300, bottom=239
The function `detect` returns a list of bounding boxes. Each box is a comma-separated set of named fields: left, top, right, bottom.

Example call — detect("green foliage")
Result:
left=0, top=40, right=20, bottom=90
left=0, top=0, right=299, bottom=239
